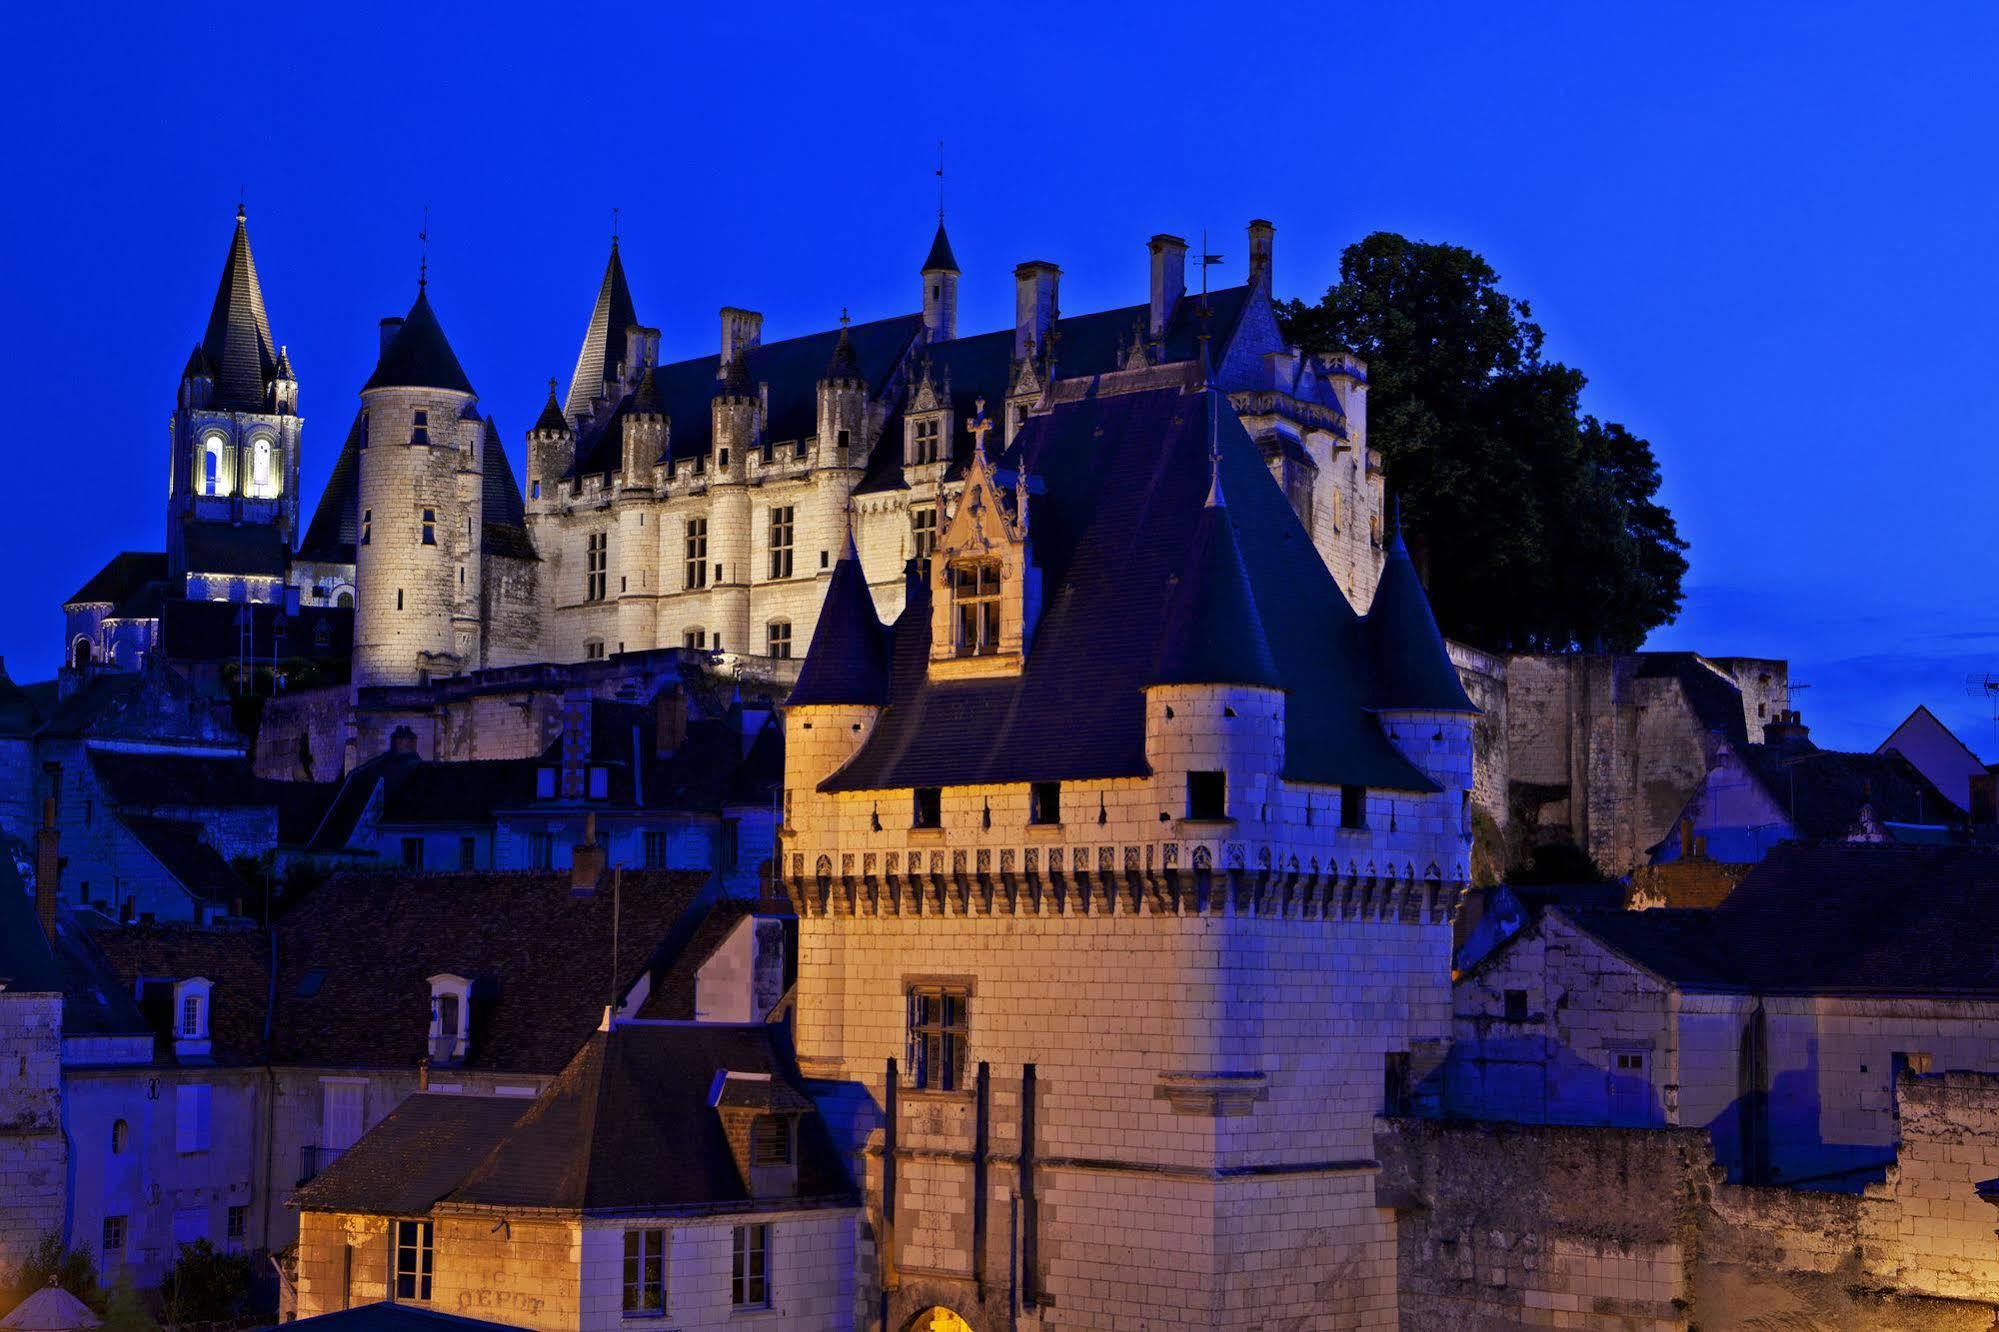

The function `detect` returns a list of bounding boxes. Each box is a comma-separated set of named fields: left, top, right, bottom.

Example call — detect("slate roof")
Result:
left=160, top=598, right=354, bottom=666
left=1559, top=841, right=1999, bottom=996
left=822, top=386, right=1435, bottom=793
left=92, top=924, right=269, bottom=1062
left=365, top=288, right=474, bottom=395
left=90, top=750, right=261, bottom=808
left=477, top=419, right=535, bottom=560
left=2, top=858, right=152, bottom=1040
left=921, top=221, right=960, bottom=273
left=1149, top=463, right=1281, bottom=690
left=297, top=1022, right=852, bottom=1217
left=568, top=313, right=923, bottom=480
left=118, top=815, right=248, bottom=907
left=0, top=660, right=42, bottom=736
left=67, top=552, right=168, bottom=607
left=1739, top=742, right=1962, bottom=837
left=291, top=1093, right=528, bottom=1216
left=180, top=521, right=290, bottom=578
left=199, top=210, right=278, bottom=411
left=563, top=245, right=639, bottom=419
left=1364, top=522, right=1477, bottom=712
left=296, top=410, right=366, bottom=564
left=787, top=534, right=889, bottom=707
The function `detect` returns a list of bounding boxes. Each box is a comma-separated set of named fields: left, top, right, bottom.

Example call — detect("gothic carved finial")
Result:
left=967, top=398, right=993, bottom=461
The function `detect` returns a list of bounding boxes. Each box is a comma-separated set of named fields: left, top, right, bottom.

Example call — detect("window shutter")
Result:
left=176, top=1084, right=213, bottom=1152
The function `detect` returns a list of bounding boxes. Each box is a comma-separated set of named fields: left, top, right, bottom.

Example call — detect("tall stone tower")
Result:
left=167, top=206, right=303, bottom=594
left=351, top=285, right=486, bottom=687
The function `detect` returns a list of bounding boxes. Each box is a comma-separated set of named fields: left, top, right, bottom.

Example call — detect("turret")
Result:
left=1013, top=261, right=1060, bottom=360
left=622, top=365, right=666, bottom=483
left=920, top=222, right=960, bottom=343
left=707, top=350, right=759, bottom=652
left=526, top=377, right=574, bottom=509
left=783, top=531, right=889, bottom=829
left=352, top=284, right=484, bottom=688
left=816, top=314, right=867, bottom=466
left=1143, top=434, right=1287, bottom=824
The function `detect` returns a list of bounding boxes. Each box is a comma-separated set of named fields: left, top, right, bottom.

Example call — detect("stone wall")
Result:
left=0, top=993, right=65, bottom=1274
left=1449, top=642, right=1509, bottom=844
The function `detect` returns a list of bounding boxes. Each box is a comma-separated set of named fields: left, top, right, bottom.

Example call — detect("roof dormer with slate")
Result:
left=924, top=403, right=1040, bottom=680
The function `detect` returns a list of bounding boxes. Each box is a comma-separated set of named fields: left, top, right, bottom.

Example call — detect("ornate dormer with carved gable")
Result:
left=903, top=357, right=951, bottom=476
left=926, top=403, right=1040, bottom=680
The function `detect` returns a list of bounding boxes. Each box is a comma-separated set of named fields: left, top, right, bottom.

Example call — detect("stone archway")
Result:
left=904, top=1310, right=974, bottom=1332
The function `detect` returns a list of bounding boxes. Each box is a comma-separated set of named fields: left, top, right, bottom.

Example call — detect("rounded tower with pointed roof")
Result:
left=920, top=221, right=959, bottom=343
left=352, top=284, right=487, bottom=688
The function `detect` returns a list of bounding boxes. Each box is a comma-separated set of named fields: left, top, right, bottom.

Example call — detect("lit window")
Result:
left=731, top=1224, right=770, bottom=1310
left=394, top=1219, right=433, bottom=1301
left=951, top=561, right=1002, bottom=656
left=622, top=1229, right=665, bottom=1315
left=766, top=620, right=791, bottom=659
left=420, top=509, right=436, bottom=546
left=586, top=532, right=609, bottom=601
left=907, top=985, right=968, bottom=1091
left=684, top=519, right=708, bottom=589
left=911, top=507, right=938, bottom=570
left=202, top=434, right=227, bottom=496
left=768, top=506, right=794, bottom=580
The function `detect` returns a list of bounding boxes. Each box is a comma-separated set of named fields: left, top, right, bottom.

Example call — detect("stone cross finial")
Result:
left=967, top=398, right=993, bottom=461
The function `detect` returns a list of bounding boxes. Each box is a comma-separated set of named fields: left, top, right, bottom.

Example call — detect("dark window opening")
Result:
left=401, top=837, right=423, bottom=869
left=393, top=1219, right=433, bottom=1301
left=913, top=787, right=942, bottom=829
left=1504, top=989, right=1529, bottom=1022
left=1383, top=1051, right=1413, bottom=1116
left=749, top=1114, right=791, bottom=1166
left=1030, top=781, right=1061, bottom=826
left=907, top=985, right=969, bottom=1091
left=1187, top=770, right=1227, bottom=821
left=1340, top=784, right=1367, bottom=830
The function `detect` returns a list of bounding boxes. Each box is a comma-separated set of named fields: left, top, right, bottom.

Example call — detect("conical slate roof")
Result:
left=788, top=533, right=888, bottom=707
left=364, top=287, right=475, bottom=395
left=564, top=243, right=638, bottom=418
left=824, top=321, right=861, bottom=381
left=629, top=364, right=664, bottom=415
left=1150, top=468, right=1282, bottom=690
left=1364, top=521, right=1476, bottom=712
left=921, top=221, right=959, bottom=274
left=532, top=381, right=569, bottom=434
left=200, top=208, right=277, bottom=410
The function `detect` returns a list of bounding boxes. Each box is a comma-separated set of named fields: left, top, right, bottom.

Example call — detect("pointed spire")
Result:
left=1150, top=479, right=1281, bottom=690
left=1364, top=505, right=1476, bottom=713
left=274, top=344, right=295, bottom=381
left=182, top=344, right=213, bottom=381
left=825, top=308, right=862, bottom=382
left=533, top=377, right=570, bottom=435
left=564, top=242, right=640, bottom=418
left=364, top=286, right=474, bottom=395
left=630, top=363, right=664, bottom=416
left=921, top=221, right=960, bottom=275
left=721, top=348, right=755, bottom=398
left=788, top=533, right=889, bottom=707
left=200, top=205, right=276, bottom=410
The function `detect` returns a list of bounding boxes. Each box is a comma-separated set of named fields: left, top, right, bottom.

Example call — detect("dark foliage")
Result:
left=157, top=1241, right=253, bottom=1325
left=3, top=1233, right=102, bottom=1312
left=1280, top=232, right=1687, bottom=651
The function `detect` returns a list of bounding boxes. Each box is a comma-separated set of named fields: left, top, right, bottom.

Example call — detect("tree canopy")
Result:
left=1280, top=232, right=1687, bottom=652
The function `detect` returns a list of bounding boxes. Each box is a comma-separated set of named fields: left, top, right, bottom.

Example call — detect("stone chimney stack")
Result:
left=720, top=308, right=763, bottom=370
left=559, top=688, right=594, bottom=800
left=34, top=797, right=58, bottom=943
left=389, top=725, right=419, bottom=757
left=378, top=317, right=405, bottom=357
left=1247, top=220, right=1275, bottom=292
left=1014, top=262, right=1061, bottom=360
left=1763, top=709, right=1812, bottom=748
left=1148, top=235, right=1187, bottom=342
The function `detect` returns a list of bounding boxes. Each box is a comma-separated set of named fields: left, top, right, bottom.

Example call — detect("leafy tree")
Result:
left=100, top=1270, right=159, bottom=1332
left=1280, top=232, right=1687, bottom=651
left=4, top=1233, right=101, bottom=1313
left=156, top=1241, right=252, bottom=1326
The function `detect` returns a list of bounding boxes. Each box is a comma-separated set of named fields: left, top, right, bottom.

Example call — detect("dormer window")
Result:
left=749, top=1114, right=792, bottom=1166
left=172, top=977, right=212, bottom=1059
left=951, top=561, right=1002, bottom=656
left=909, top=416, right=942, bottom=465
left=427, top=973, right=472, bottom=1065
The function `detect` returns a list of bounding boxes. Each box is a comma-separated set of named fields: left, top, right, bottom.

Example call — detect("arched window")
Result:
left=335, top=590, right=354, bottom=609
left=249, top=438, right=275, bottom=497
left=70, top=638, right=92, bottom=670
left=111, top=1119, right=129, bottom=1154
left=201, top=433, right=227, bottom=496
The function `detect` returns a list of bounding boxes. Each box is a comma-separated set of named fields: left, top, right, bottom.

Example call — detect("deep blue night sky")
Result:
left=6, top=4, right=1996, bottom=754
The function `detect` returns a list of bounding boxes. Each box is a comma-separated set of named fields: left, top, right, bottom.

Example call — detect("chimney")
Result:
left=570, top=811, right=605, bottom=896
left=559, top=688, right=594, bottom=800
left=1763, top=709, right=1811, bottom=748
left=378, top=317, right=405, bottom=357
left=720, top=308, right=763, bottom=370
left=1147, top=235, right=1187, bottom=342
left=34, top=797, right=58, bottom=943
left=1247, top=220, right=1275, bottom=291
left=655, top=684, right=688, bottom=756
left=389, top=725, right=419, bottom=757
left=1014, top=262, right=1061, bottom=360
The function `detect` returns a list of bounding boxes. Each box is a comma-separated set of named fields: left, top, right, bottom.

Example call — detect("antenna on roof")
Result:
left=418, top=207, right=430, bottom=289
left=936, top=139, right=946, bottom=223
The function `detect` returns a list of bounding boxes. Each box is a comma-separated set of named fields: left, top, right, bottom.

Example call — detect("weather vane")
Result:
left=611, top=206, right=620, bottom=247
left=418, top=207, right=430, bottom=288
left=936, top=139, right=945, bottom=222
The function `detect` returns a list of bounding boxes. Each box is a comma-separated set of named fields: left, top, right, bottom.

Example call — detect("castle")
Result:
left=64, top=208, right=1386, bottom=707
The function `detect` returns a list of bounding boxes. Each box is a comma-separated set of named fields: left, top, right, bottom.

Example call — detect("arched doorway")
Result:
left=70, top=637, right=92, bottom=670
left=907, top=1310, right=974, bottom=1332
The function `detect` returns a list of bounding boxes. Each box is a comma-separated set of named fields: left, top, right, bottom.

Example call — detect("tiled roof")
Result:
left=92, top=923, right=268, bottom=1061
left=67, top=551, right=167, bottom=607
left=200, top=210, right=277, bottom=411
left=823, top=387, right=1435, bottom=793
left=180, top=521, right=290, bottom=578
left=292, top=1093, right=527, bottom=1216
left=365, top=288, right=474, bottom=395
left=85, top=750, right=336, bottom=845
left=1562, top=841, right=1999, bottom=995
left=1364, top=523, right=1476, bottom=712
left=786, top=534, right=889, bottom=707
left=562, top=245, right=639, bottom=419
